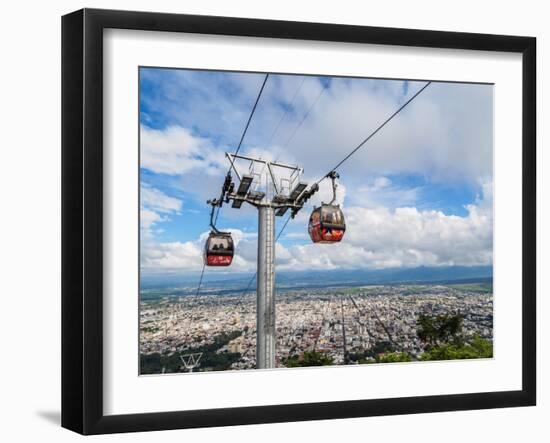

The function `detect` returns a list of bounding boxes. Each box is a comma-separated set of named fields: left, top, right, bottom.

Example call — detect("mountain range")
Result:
left=141, top=266, right=493, bottom=290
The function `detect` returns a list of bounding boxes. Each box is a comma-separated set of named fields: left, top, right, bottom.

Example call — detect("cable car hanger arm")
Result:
left=207, top=172, right=234, bottom=233
left=207, top=200, right=221, bottom=234
left=326, top=171, right=339, bottom=206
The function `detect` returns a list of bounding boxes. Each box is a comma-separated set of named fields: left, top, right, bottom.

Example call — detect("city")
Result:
left=140, top=282, right=493, bottom=373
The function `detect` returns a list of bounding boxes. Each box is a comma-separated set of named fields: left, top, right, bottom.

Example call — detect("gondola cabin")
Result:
left=308, top=205, right=346, bottom=243
left=204, top=232, right=234, bottom=266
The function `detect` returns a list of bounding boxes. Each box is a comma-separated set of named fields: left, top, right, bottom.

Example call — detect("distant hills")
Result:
left=141, top=266, right=493, bottom=290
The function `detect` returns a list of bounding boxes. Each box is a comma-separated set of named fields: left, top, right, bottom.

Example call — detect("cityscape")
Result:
left=140, top=280, right=493, bottom=373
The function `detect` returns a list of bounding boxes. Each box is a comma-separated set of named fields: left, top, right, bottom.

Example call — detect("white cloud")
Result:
left=141, top=126, right=226, bottom=176
left=140, top=69, right=271, bottom=145
left=374, top=176, right=391, bottom=189
left=268, top=79, right=493, bottom=188
left=353, top=176, right=420, bottom=209
left=141, top=239, right=203, bottom=272
left=141, top=228, right=259, bottom=273
left=139, top=79, right=493, bottom=209
left=141, top=74, right=493, bottom=190
left=277, top=180, right=493, bottom=271
left=140, top=209, right=162, bottom=231
left=141, top=184, right=182, bottom=214
left=140, top=184, right=183, bottom=242
left=141, top=180, right=492, bottom=273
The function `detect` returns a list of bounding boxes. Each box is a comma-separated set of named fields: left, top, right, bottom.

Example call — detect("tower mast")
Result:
left=222, top=153, right=315, bottom=368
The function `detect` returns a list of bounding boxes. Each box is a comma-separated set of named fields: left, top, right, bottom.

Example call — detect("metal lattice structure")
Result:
left=220, top=153, right=317, bottom=368
left=179, top=352, right=203, bottom=372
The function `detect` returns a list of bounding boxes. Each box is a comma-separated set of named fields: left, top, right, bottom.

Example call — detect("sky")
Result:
left=139, top=67, right=494, bottom=276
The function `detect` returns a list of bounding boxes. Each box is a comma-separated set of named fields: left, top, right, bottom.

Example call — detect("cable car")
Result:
left=204, top=231, right=234, bottom=266
left=204, top=190, right=235, bottom=267
left=308, top=171, right=346, bottom=244
left=308, top=205, right=346, bottom=243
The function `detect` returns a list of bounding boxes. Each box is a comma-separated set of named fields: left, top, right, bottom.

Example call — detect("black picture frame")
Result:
left=62, top=8, right=536, bottom=435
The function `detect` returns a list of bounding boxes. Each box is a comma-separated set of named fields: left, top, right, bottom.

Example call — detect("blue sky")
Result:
left=139, top=68, right=493, bottom=275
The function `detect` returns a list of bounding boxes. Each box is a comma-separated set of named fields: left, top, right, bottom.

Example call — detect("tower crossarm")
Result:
left=225, top=192, right=306, bottom=210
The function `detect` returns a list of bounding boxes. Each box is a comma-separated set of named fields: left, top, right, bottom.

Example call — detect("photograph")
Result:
left=138, top=68, right=494, bottom=374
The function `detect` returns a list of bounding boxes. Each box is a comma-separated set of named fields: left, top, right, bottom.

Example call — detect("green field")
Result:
left=448, top=282, right=493, bottom=293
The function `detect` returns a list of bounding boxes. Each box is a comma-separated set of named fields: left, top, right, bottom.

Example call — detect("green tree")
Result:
left=375, top=352, right=413, bottom=363
left=140, top=352, right=162, bottom=374
left=417, top=313, right=464, bottom=346
left=284, top=351, right=334, bottom=367
left=371, top=340, right=395, bottom=355
left=416, top=313, right=491, bottom=362
left=421, top=335, right=493, bottom=361
left=140, top=330, right=244, bottom=374
left=470, top=335, right=493, bottom=357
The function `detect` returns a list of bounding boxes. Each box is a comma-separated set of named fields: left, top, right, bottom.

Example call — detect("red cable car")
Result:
left=203, top=177, right=236, bottom=266
left=308, top=171, right=346, bottom=244
left=308, top=205, right=346, bottom=243
left=204, top=231, right=234, bottom=266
